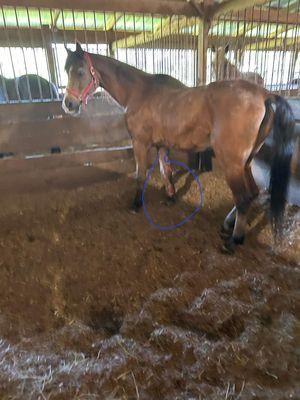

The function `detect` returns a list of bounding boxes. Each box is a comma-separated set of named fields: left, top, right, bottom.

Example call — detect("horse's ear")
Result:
left=64, top=43, right=71, bottom=54
left=225, top=44, right=229, bottom=53
left=76, top=41, right=84, bottom=57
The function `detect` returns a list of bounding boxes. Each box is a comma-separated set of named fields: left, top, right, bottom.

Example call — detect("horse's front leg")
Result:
left=158, top=147, right=176, bottom=204
left=131, top=140, right=148, bottom=212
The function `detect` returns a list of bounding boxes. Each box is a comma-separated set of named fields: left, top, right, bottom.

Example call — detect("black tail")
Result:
left=269, top=95, right=294, bottom=236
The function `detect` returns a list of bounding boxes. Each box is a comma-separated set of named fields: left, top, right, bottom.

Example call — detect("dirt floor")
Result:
left=0, top=156, right=299, bottom=400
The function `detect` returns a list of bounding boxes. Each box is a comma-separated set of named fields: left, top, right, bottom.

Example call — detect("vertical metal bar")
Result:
left=72, top=9, right=77, bottom=44
left=93, top=11, right=99, bottom=54
left=258, top=5, right=263, bottom=80
left=61, top=9, right=67, bottom=46
left=216, top=16, right=220, bottom=80
left=113, top=12, right=119, bottom=59
left=103, top=11, right=109, bottom=56
left=142, top=14, right=147, bottom=70
left=288, top=0, right=300, bottom=94
left=194, top=16, right=197, bottom=85
left=161, top=16, right=164, bottom=73
left=195, top=18, right=198, bottom=86
left=0, top=63, right=9, bottom=103
left=123, top=12, right=128, bottom=64
left=254, top=8, right=260, bottom=79
left=26, top=6, right=43, bottom=100
left=185, top=16, right=188, bottom=84
left=14, top=6, right=32, bottom=101
left=49, top=8, right=62, bottom=92
left=0, top=5, right=20, bottom=101
left=221, top=15, right=227, bottom=79
left=133, top=13, right=137, bottom=67
left=239, top=8, right=247, bottom=80
left=177, top=17, right=180, bottom=81
left=248, top=5, right=255, bottom=79
left=296, top=1, right=300, bottom=95
left=235, top=9, right=241, bottom=79
left=37, top=9, right=55, bottom=100
left=168, top=15, right=171, bottom=76
left=151, top=14, right=155, bottom=73
left=262, top=2, right=272, bottom=87
left=83, top=10, right=89, bottom=52
left=229, top=10, right=235, bottom=79
left=279, top=0, right=291, bottom=95
left=270, top=0, right=281, bottom=90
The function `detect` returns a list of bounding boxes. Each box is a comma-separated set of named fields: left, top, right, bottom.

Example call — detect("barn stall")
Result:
left=0, top=0, right=299, bottom=399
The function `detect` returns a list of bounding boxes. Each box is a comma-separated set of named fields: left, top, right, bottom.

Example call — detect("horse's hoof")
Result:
left=221, top=237, right=236, bottom=254
left=129, top=207, right=139, bottom=214
left=161, top=196, right=176, bottom=207
left=221, top=234, right=245, bottom=254
left=219, top=230, right=231, bottom=240
left=219, top=225, right=232, bottom=239
left=129, top=201, right=142, bottom=213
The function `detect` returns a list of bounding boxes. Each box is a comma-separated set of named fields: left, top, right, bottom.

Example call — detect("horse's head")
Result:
left=211, top=44, right=229, bottom=80
left=63, top=42, right=99, bottom=116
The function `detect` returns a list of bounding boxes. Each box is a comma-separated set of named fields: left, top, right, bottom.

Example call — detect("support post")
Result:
left=42, top=25, right=57, bottom=85
left=194, top=7, right=213, bottom=172
left=197, top=18, right=210, bottom=85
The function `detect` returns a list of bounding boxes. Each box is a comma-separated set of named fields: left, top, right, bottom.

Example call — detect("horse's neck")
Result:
left=90, top=54, right=147, bottom=108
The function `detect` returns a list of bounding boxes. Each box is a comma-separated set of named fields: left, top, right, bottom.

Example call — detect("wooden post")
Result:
left=197, top=14, right=214, bottom=172
left=42, top=25, right=57, bottom=85
left=197, top=18, right=210, bottom=85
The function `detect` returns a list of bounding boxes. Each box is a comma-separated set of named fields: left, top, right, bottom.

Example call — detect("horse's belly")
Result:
left=153, top=125, right=211, bottom=152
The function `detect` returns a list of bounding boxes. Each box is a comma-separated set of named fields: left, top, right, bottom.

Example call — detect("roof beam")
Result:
left=112, top=16, right=199, bottom=50
left=51, top=9, right=60, bottom=29
left=246, top=35, right=300, bottom=51
left=212, top=0, right=269, bottom=18
left=0, top=0, right=198, bottom=17
left=0, top=27, right=137, bottom=47
left=105, top=12, right=122, bottom=31
left=219, top=9, right=299, bottom=25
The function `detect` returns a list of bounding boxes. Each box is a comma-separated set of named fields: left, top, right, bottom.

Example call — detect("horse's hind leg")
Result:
left=221, top=163, right=259, bottom=238
left=222, top=164, right=259, bottom=253
left=222, top=175, right=251, bottom=253
left=158, top=147, right=176, bottom=203
left=221, top=206, right=236, bottom=238
left=131, top=140, right=149, bottom=212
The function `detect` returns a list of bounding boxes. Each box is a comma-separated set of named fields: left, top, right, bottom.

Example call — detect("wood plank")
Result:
left=213, top=0, right=269, bottom=17
left=0, top=115, right=130, bottom=155
left=0, top=98, right=124, bottom=123
left=0, top=146, right=134, bottom=173
left=0, top=0, right=198, bottom=17
left=222, top=9, right=299, bottom=25
left=0, top=99, right=130, bottom=156
left=0, top=27, right=138, bottom=47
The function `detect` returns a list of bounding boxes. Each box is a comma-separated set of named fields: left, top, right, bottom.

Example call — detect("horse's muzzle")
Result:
left=62, top=94, right=81, bottom=115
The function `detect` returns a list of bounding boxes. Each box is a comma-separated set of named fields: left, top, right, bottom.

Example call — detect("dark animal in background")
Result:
left=0, top=74, right=59, bottom=102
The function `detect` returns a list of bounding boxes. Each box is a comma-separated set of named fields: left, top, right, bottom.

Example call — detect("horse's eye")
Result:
left=78, top=68, right=84, bottom=77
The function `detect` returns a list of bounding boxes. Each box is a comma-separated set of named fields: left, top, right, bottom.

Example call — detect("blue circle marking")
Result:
left=142, top=154, right=203, bottom=231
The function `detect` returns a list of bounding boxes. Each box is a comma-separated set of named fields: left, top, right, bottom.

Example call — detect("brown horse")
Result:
left=63, top=42, right=294, bottom=253
left=212, top=44, right=264, bottom=86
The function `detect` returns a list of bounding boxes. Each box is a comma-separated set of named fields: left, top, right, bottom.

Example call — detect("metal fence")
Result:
left=0, top=2, right=299, bottom=103
left=209, top=0, right=300, bottom=94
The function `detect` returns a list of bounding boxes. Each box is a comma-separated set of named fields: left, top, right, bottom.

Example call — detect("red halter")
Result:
left=66, top=52, right=100, bottom=111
